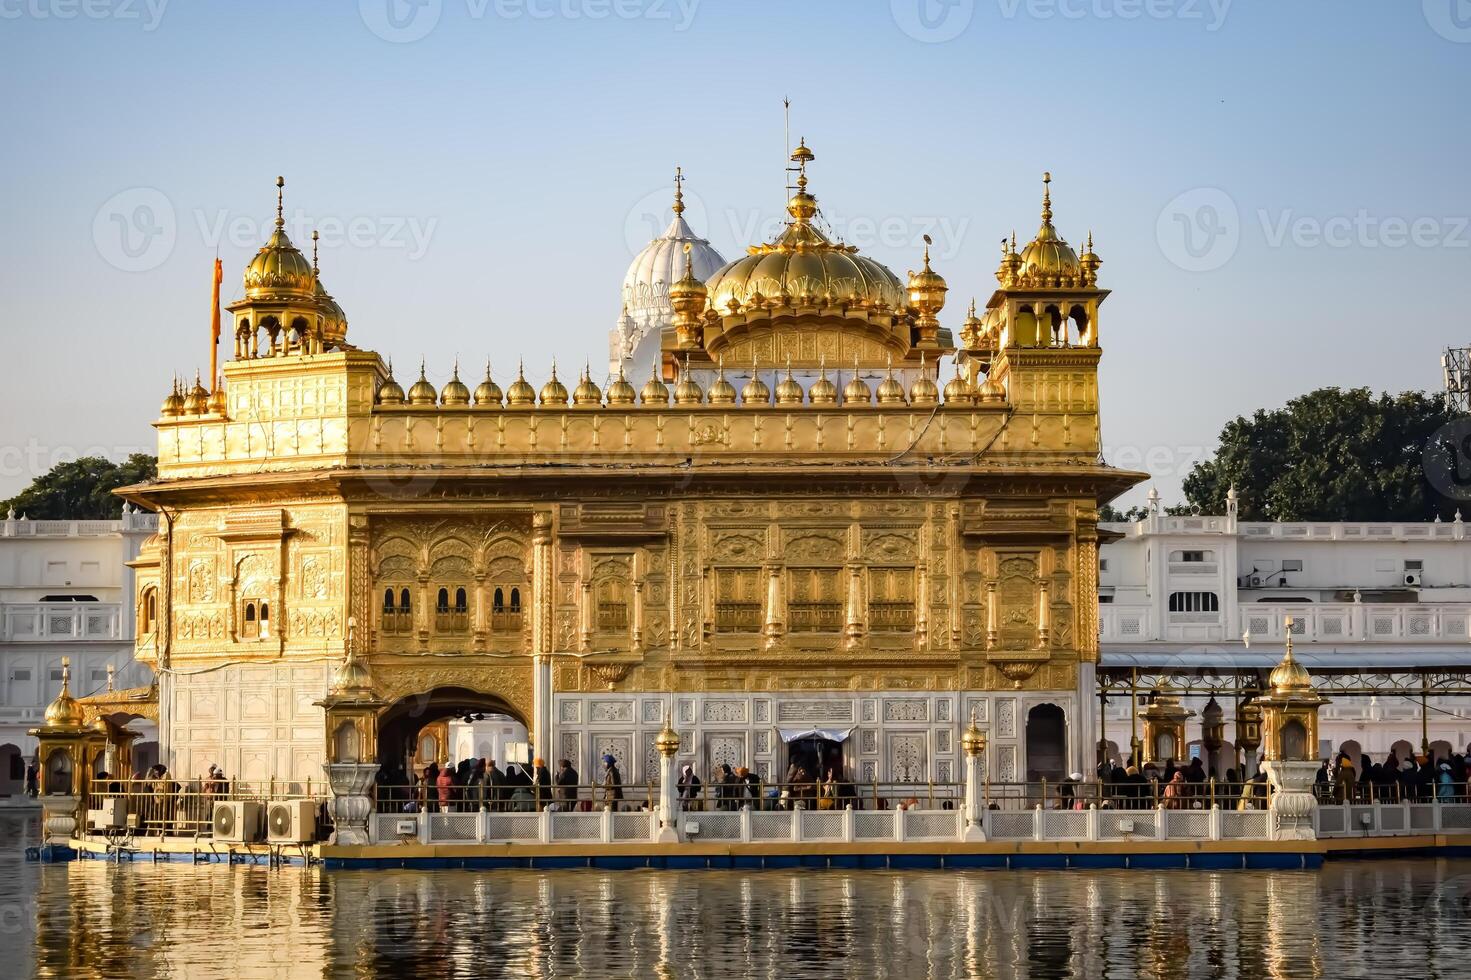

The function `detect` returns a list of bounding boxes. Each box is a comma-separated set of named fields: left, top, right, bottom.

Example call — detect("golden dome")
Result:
left=959, top=298, right=984, bottom=349
left=875, top=362, right=907, bottom=405
left=539, top=362, right=569, bottom=406
left=909, top=354, right=940, bottom=406
left=440, top=362, right=471, bottom=407
left=208, top=380, right=227, bottom=415
left=669, top=246, right=709, bottom=317
left=842, top=361, right=872, bottom=406
left=808, top=361, right=837, bottom=405
left=407, top=362, right=438, bottom=406
left=639, top=365, right=670, bottom=405
left=243, top=178, right=316, bottom=300
left=330, top=642, right=376, bottom=697
left=977, top=375, right=1006, bottom=403
left=703, top=142, right=906, bottom=316
left=161, top=378, right=185, bottom=418
left=654, top=715, right=681, bottom=756
left=183, top=373, right=209, bottom=415
left=774, top=362, right=804, bottom=406
left=1079, top=231, right=1103, bottom=286
left=943, top=369, right=973, bottom=404
left=1016, top=173, right=1081, bottom=283
left=1268, top=630, right=1313, bottom=694
left=572, top=365, right=603, bottom=406
left=606, top=364, right=637, bottom=406
left=42, top=658, right=85, bottom=728
left=741, top=365, right=771, bottom=406
left=673, top=364, right=704, bottom=405
left=707, top=360, right=737, bottom=405
left=473, top=362, right=503, bottom=407
left=961, top=713, right=987, bottom=756
left=906, top=242, right=948, bottom=314
left=506, top=362, right=537, bottom=408
left=377, top=361, right=407, bottom=405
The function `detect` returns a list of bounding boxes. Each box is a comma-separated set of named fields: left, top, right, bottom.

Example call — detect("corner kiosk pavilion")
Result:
left=122, top=150, right=1143, bottom=790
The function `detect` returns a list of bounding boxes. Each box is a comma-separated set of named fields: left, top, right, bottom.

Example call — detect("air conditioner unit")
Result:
left=212, top=801, right=264, bottom=843
left=1404, top=572, right=1421, bottom=587
left=266, top=800, right=317, bottom=844
left=1250, top=576, right=1262, bottom=587
left=88, top=798, right=127, bottom=831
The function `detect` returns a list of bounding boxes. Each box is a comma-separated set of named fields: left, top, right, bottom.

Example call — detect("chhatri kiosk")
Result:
left=118, top=146, right=1141, bottom=805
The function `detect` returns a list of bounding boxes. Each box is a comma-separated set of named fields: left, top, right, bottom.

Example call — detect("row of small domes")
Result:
left=160, top=375, right=226, bottom=417
left=377, top=359, right=1004, bottom=409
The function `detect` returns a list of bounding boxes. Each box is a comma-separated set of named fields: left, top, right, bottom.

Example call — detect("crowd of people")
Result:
left=1316, top=750, right=1470, bottom=804
left=1082, top=758, right=1271, bottom=811
left=379, top=756, right=603, bottom=813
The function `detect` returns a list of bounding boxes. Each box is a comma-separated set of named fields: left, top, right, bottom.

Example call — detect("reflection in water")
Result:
left=3, top=813, right=1468, bottom=978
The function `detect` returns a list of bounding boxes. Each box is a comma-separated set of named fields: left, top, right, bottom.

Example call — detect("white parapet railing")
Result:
left=1, top=602, right=123, bottom=642
left=1315, top=802, right=1471, bottom=837
left=1100, top=602, right=1471, bottom=644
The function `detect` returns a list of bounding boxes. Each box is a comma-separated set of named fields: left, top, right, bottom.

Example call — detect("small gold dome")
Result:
left=673, top=364, right=704, bottom=405
left=473, top=362, right=503, bottom=407
left=1016, top=173, right=1080, bottom=283
left=655, top=716, right=681, bottom=756
left=961, top=715, right=987, bottom=756
left=875, top=363, right=907, bottom=405
left=208, top=381, right=227, bottom=415
left=572, top=365, right=603, bottom=407
left=668, top=248, right=709, bottom=318
left=943, top=366, right=973, bottom=404
left=774, top=362, right=804, bottom=406
left=440, top=362, right=471, bottom=407
left=741, top=365, right=771, bottom=406
left=960, top=298, right=984, bottom=348
left=506, top=362, right=537, bottom=408
left=243, top=178, right=316, bottom=300
left=842, top=365, right=872, bottom=406
left=377, top=361, right=407, bottom=405
left=977, top=375, right=1006, bottom=403
left=606, top=364, right=637, bottom=406
left=808, top=361, right=837, bottom=406
left=183, top=374, right=209, bottom=415
left=640, top=365, right=670, bottom=406
left=330, top=648, right=376, bottom=696
left=161, top=378, right=185, bottom=418
left=909, top=354, right=939, bottom=406
left=407, top=362, right=438, bottom=406
left=539, top=362, right=569, bottom=406
left=1269, top=632, right=1313, bottom=694
left=906, top=242, right=948, bottom=314
left=42, top=659, right=85, bottom=728
left=707, top=360, right=737, bottom=405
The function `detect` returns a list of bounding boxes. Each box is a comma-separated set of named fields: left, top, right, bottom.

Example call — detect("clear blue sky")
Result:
left=2, top=0, right=1468, bottom=507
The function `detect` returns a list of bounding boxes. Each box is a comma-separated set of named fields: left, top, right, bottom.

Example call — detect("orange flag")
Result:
left=209, top=257, right=223, bottom=387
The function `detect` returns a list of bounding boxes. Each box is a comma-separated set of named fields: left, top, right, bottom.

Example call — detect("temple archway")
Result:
left=376, top=687, right=530, bottom=780
left=1025, top=704, right=1068, bottom=782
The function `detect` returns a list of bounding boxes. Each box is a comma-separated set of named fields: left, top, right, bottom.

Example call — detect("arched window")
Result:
left=259, top=602, right=270, bottom=638
left=435, top=586, right=468, bottom=633
left=400, top=588, right=411, bottom=611
left=382, top=587, right=411, bottom=635
left=383, top=589, right=395, bottom=612
left=139, top=587, right=158, bottom=637
left=437, top=588, right=450, bottom=612
left=493, top=588, right=505, bottom=612
left=455, top=588, right=468, bottom=613
left=242, top=602, right=259, bottom=640
left=510, top=588, right=521, bottom=613
left=596, top=578, right=629, bottom=632
left=1168, top=592, right=1219, bottom=614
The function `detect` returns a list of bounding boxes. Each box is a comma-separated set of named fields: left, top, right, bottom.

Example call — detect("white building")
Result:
left=1098, top=491, right=1471, bottom=766
left=0, top=508, right=158, bottom=794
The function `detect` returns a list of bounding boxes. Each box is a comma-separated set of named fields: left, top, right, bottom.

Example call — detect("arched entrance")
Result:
left=0, top=744, right=22, bottom=797
left=376, top=687, right=530, bottom=781
left=1025, top=704, right=1068, bottom=782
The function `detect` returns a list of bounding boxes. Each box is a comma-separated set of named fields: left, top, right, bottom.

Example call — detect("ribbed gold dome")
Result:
left=842, top=366, right=872, bottom=406
left=440, top=363, right=471, bottom=407
left=606, top=364, right=637, bottom=406
left=707, top=361, right=737, bottom=405
left=183, top=374, right=209, bottom=415
left=572, top=366, right=603, bottom=406
left=640, top=366, right=670, bottom=405
left=539, top=363, right=569, bottom=406
left=161, top=378, right=185, bottom=418
left=673, top=366, right=704, bottom=405
left=774, top=364, right=804, bottom=406
left=943, top=370, right=973, bottom=404
left=977, top=375, right=1006, bottom=403
left=741, top=368, right=770, bottom=406
left=909, top=355, right=939, bottom=406
left=1016, top=173, right=1080, bottom=281
left=875, top=364, right=907, bottom=405
left=473, top=363, right=503, bottom=407
left=1269, top=634, right=1313, bottom=694
left=243, top=178, right=316, bottom=300
left=378, top=361, right=407, bottom=405
left=808, top=363, right=837, bottom=406
left=906, top=244, right=948, bottom=313
left=506, top=363, right=537, bottom=407
left=407, top=362, right=438, bottom=406
left=42, top=659, right=85, bottom=728
left=208, top=381, right=227, bottom=415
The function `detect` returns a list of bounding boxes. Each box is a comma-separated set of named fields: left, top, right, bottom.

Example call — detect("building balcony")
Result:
left=0, top=513, right=158, bottom=538
left=0, top=602, right=123, bottom=642
left=1099, top=601, right=1471, bottom=644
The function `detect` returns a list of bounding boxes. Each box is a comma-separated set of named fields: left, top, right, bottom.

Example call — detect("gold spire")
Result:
left=275, top=175, right=285, bottom=229
left=1041, top=171, right=1052, bottom=224
left=672, top=166, right=685, bottom=216
left=473, top=360, right=503, bottom=407
left=42, top=656, right=85, bottom=727
left=843, top=354, right=872, bottom=406
left=875, top=356, right=907, bottom=405
left=639, top=361, right=670, bottom=405
left=909, top=351, right=939, bottom=406
left=311, top=229, right=319, bottom=276
left=441, top=358, right=471, bottom=406
left=572, top=362, right=603, bottom=406
left=673, top=357, right=705, bottom=405
left=539, top=359, right=569, bottom=406
left=1268, top=617, right=1313, bottom=693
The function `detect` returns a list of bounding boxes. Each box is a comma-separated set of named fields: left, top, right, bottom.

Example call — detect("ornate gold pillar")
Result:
left=762, top=563, right=784, bottom=651
left=29, top=659, right=91, bottom=845
left=843, top=561, right=865, bottom=650
left=531, top=512, right=555, bottom=760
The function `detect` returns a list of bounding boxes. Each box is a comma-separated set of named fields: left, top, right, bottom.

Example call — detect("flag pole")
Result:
left=209, top=256, right=223, bottom=390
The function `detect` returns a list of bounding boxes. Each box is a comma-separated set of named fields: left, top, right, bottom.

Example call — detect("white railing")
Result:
left=0, top=602, right=123, bottom=641
left=0, top=514, right=157, bottom=537
left=1241, top=521, right=1463, bottom=542
left=1100, top=602, right=1471, bottom=644
left=1315, top=802, right=1471, bottom=836
left=984, top=805, right=1270, bottom=842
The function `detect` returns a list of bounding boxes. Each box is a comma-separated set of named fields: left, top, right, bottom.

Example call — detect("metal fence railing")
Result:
left=84, top=778, right=332, bottom=839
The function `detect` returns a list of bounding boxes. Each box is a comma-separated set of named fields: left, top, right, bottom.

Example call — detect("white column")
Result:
left=532, top=654, right=552, bottom=764
left=1076, top=662, right=1097, bottom=775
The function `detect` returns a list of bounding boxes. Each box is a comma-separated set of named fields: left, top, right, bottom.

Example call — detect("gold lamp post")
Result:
left=654, top=708, right=682, bottom=842
left=28, top=658, right=91, bottom=844
left=1255, top=618, right=1328, bottom=840
left=1139, top=684, right=1195, bottom=767
left=1200, top=697, right=1225, bottom=778
left=314, top=618, right=386, bottom=846
left=961, top=710, right=988, bottom=841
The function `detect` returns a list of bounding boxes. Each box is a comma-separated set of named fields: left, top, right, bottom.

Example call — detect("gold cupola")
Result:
left=160, top=378, right=185, bottom=418
left=741, top=361, right=771, bottom=406
left=640, top=364, right=670, bottom=405
left=572, top=364, right=603, bottom=406
left=808, top=359, right=837, bottom=405
left=906, top=237, right=948, bottom=348
left=208, top=377, right=227, bottom=415
left=377, top=360, right=407, bottom=405
left=707, top=358, right=737, bottom=405
left=909, top=353, right=939, bottom=406
left=943, top=362, right=973, bottom=404
left=311, top=231, right=349, bottom=349
left=669, top=244, right=708, bottom=350
left=1079, top=231, right=1103, bottom=287
left=42, top=658, right=85, bottom=728
left=506, top=362, right=537, bottom=408
left=774, top=360, right=804, bottom=406
left=183, top=373, right=210, bottom=414
left=606, top=363, right=637, bottom=406
left=473, top=362, right=503, bottom=407
left=875, top=361, right=907, bottom=405
left=440, top=361, right=471, bottom=407
left=673, top=361, right=704, bottom=405
left=407, top=361, right=438, bottom=406
left=1016, top=173, right=1081, bottom=286
left=842, top=357, right=872, bottom=406
left=539, top=361, right=569, bottom=406
left=243, top=177, right=316, bottom=301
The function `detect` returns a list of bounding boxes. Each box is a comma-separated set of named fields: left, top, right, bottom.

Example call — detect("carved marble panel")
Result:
left=997, top=698, right=1017, bottom=739
left=937, top=729, right=952, bottom=754
left=755, top=730, right=771, bottom=755
left=589, top=700, right=635, bottom=724
left=860, top=729, right=878, bottom=755
left=883, top=699, right=928, bottom=722
left=753, top=700, right=770, bottom=724
left=702, top=700, right=747, bottom=723
left=558, top=700, right=580, bottom=724
left=707, top=734, right=746, bottom=773
left=886, top=733, right=926, bottom=782
left=591, top=735, right=632, bottom=778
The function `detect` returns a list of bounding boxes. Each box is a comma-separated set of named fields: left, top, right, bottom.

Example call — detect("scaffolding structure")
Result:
left=1444, top=346, right=1471, bottom=415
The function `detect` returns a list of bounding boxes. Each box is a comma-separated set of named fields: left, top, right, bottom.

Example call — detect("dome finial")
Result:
left=672, top=166, right=685, bottom=216
left=311, top=229, right=320, bottom=275
left=1041, top=171, right=1053, bottom=224
left=275, top=176, right=285, bottom=230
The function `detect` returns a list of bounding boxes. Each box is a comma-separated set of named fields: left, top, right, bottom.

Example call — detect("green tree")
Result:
left=2, top=455, right=157, bottom=520
left=1181, top=388, right=1455, bottom=521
